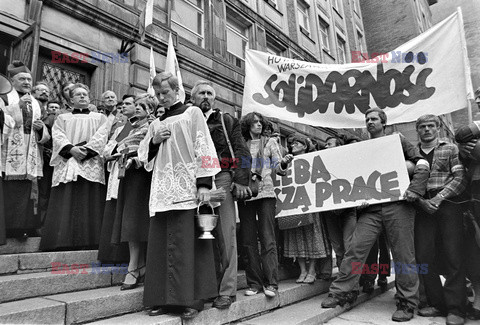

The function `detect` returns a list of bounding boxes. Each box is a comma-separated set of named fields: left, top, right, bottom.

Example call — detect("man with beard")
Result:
left=33, top=81, right=50, bottom=111
left=33, top=81, right=56, bottom=225
left=1, top=61, right=50, bottom=238
left=191, top=80, right=251, bottom=309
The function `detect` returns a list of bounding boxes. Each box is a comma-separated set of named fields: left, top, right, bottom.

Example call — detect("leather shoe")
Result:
left=148, top=307, right=165, bottom=316
left=418, top=306, right=444, bottom=317
left=213, top=295, right=236, bottom=309
left=392, top=302, right=414, bottom=322
left=181, top=308, right=199, bottom=320
left=446, top=313, right=465, bottom=325
left=467, top=306, right=480, bottom=320
left=377, top=277, right=388, bottom=292
left=322, top=293, right=343, bottom=308
left=362, top=279, right=374, bottom=294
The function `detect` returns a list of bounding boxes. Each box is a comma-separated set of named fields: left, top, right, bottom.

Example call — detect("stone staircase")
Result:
left=0, top=237, right=392, bottom=324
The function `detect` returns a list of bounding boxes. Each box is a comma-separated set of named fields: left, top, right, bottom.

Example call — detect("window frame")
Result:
left=336, top=35, right=346, bottom=64
left=171, top=0, right=205, bottom=47
left=297, top=1, right=311, bottom=37
left=318, top=17, right=330, bottom=52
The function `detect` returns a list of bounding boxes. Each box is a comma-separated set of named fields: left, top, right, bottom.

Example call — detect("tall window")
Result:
left=171, top=0, right=204, bottom=47
left=357, top=30, right=365, bottom=57
left=226, top=14, right=249, bottom=68
left=337, top=36, right=346, bottom=64
left=266, top=35, right=285, bottom=56
left=319, top=18, right=330, bottom=51
left=297, top=1, right=310, bottom=36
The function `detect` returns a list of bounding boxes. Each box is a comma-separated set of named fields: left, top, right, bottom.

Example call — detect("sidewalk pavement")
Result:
left=326, top=289, right=480, bottom=325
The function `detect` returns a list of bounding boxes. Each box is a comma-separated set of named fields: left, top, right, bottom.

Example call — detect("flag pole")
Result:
left=165, top=33, right=186, bottom=103
left=457, top=7, right=474, bottom=123
left=148, top=46, right=156, bottom=96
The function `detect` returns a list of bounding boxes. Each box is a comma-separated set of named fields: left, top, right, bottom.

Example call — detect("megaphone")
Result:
left=0, top=74, right=12, bottom=95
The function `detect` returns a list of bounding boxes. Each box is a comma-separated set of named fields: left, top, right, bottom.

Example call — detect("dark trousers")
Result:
left=330, top=201, right=419, bottom=309
left=361, top=231, right=391, bottom=283
left=324, top=209, right=357, bottom=268
left=38, top=161, right=53, bottom=225
left=465, top=181, right=480, bottom=282
left=212, top=171, right=238, bottom=297
left=415, top=199, right=466, bottom=316
left=238, top=197, right=278, bottom=290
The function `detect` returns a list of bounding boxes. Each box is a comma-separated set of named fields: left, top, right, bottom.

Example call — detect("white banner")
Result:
left=243, top=11, right=474, bottom=128
left=272, top=134, right=411, bottom=217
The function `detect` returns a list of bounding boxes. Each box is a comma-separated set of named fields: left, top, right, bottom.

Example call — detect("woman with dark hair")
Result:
left=110, top=93, right=155, bottom=290
left=239, top=112, right=293, bottom=298
left=281, top=136, right=332, bottom=284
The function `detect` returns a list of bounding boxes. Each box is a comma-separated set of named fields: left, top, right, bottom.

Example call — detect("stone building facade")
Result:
left=0, top=0, right=367, bottom=145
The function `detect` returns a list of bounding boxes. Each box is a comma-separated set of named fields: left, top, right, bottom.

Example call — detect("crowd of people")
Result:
left=0, top=59, right=479, bottom=325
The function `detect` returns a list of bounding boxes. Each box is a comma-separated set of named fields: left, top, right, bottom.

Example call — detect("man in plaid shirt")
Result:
left=414, top=114, right=467, bottom=325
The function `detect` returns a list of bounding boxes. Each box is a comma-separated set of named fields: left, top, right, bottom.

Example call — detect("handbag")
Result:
left=277, top=213, right=315, bottom=230
left=220, top=112, right=259, bottom=200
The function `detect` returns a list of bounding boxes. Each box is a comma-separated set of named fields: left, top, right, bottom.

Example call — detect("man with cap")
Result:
left=191, top=80, right=251, bottom=309
left=1, top=60, right=50, bottom=238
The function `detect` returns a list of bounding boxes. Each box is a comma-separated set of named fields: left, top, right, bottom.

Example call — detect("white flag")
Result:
left=165, top=33, right=185, bottom=103
left=145, top=0, right=153, bottom=29
left=147, top=46, right=156, bottom=96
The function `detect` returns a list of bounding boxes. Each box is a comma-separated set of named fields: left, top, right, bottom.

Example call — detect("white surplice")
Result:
left=50, top=112, right=114, bottom=187
left=138, top=105, right=220, bottom=216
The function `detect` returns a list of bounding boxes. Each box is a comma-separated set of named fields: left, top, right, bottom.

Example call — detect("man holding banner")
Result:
left=322, top=108, right=430, bottom=322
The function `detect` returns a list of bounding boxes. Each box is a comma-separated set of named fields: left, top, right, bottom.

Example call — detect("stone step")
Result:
left=238, top=276, right=396, bottom=325
left=86, top=279, right=333, bottom=325
left=0, top=267, right=123, bottom=303
left=0, top=250, right=99, bottom=275
left=0, top=254, right=304, bottom=303
left=0, top=297, right=66, bottom=325
left=0, top=237, right=41, bottom=255
left=0, top=264, right=255, bottom=304
left=0, top=278, right=332, bottom=325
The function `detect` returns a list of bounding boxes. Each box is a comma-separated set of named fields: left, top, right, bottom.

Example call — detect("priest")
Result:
left=138, top=72, right=220, bottom=320
left=1, top=61, right=50, bottom=239
left=40, top=83, right=113, bottom=250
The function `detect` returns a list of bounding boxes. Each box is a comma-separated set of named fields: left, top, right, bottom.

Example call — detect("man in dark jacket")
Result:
left=192, top=80, right=251, bottom=309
